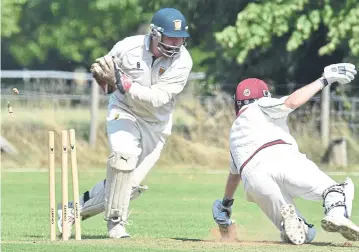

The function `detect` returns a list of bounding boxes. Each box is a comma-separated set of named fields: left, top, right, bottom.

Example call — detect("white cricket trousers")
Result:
left=241, top=144, right=336, bottom=230
left=106, top=105, right=166, bottom=186
left=78, top=105, right=167, bottom=220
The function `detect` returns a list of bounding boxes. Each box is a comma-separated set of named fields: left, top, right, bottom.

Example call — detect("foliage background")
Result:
left=2, top=0, right=359, bottom=95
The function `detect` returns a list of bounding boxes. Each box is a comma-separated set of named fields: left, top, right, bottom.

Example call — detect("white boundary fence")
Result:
left=1, top=70, right=205, bottom=147
left=1, top=70, right=358, bottom=147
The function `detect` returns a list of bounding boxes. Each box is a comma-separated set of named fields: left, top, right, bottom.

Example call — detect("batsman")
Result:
left=212, top=63, right=359, bottom=244
left=57, top=7, right=192, bottom=239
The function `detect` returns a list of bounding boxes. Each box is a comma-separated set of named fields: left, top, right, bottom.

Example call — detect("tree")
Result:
left=1, top=0, right=27, bottom=38
left=214, top=0, right=359, bottom=95
left=216, top=0, right=359, bottom=64
left=2, top=0, right=149, bottom=69
left=1, top=0, right=247, bottom=75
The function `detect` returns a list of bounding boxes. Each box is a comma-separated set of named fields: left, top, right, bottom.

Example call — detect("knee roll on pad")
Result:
left=104, top=151, right=138, bottom=222
left=108, top=151, right=137, bottom=171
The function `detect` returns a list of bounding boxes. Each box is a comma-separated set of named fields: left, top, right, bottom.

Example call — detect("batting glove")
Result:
left=212, top=199, right=234, bottom=226
left=320, top=63, right=357, bottom=87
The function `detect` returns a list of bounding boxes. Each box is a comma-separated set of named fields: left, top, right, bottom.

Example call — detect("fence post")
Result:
left=329, top=138, right=348, bottom=168
left=321, top=86, right=330, bottom=147
left=89, top=78, right=99, bottom=147
left=23, top=68, right=30, bottom=106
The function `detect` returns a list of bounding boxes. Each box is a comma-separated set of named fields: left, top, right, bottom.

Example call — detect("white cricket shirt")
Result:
left=229, top=96, right=300, bottom=174
left=107, top=35, right=193, bottom=135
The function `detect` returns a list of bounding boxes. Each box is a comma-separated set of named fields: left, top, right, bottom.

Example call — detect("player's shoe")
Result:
left=321, top=215, right=359, bottom=241
left=57, top=201, right=81, bottom=239
left=280, top=204, right=307, bottom=245
left=280, top=219, right=316, bottom=244
left=107, top=218, right=130, bottom=239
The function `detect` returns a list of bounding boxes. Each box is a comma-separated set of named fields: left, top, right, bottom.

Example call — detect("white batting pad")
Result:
left=104, top=151, right=137, bottom=221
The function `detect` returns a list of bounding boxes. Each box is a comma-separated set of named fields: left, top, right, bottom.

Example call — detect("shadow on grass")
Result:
left=310, top=241, right=357, bottom=247
left=80, top=235, right=108, bottom=239
left=27, top=235, right=44, bottom=239
left=171, top=238, right=357, bottom=247
left=171, top=237, right=282, bottom=244
left=26, top=234, right=108, bottom=240
left=171, top=238, right=204, bottom=242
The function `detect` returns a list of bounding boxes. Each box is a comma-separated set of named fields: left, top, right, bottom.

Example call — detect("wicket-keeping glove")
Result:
left=90, top=55, right=132, bottom=94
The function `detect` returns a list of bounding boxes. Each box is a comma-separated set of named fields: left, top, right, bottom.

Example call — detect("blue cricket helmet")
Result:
left=150, top=8, right=189, bottom=38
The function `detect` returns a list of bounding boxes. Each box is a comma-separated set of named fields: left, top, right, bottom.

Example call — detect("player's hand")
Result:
left=91, top=55, right=132, bottom=94
left=90, top=55, right=116, bottom=87
left=212, top=199, right=234, bottom=226
left=322, top=63, right=357, bottom=86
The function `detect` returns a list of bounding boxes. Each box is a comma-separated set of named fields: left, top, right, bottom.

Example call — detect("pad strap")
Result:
left=324, top=201, right=347, bottom=216
left=322, top=183, right=345, bottom=200
left=322, top=183, right=348, bottom=218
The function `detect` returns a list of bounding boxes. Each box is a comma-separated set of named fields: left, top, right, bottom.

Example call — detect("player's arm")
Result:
left=284, top=79, right=325, bottom=109
left=223, top=155, right=241, bottom=201
left=91, top=41, right=193, bottom=105
left=223, top=173, right=241, bottom=200
left=259, top=63, right=357, bottom=119
left=285, top=63, right=357, bottom=110
left=212, top=172, right=240, bottom=240
left=212, top=156, right=240, bottom=226
left=218, top=172, right=240, bottom=221
left=127, top=66, right=192, bottom=107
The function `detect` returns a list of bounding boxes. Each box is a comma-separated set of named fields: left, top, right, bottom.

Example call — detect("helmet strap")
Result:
left=150, top=24, right=185, bottom=57
left=234, top=99, right=257, bottom=115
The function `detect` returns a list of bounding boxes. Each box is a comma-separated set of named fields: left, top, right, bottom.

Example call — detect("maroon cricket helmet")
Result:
left=234, top=78, right=271, bottom=116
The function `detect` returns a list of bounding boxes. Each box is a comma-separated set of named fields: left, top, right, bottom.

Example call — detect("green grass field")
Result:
left=1, top=168, right=359, bottom=252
